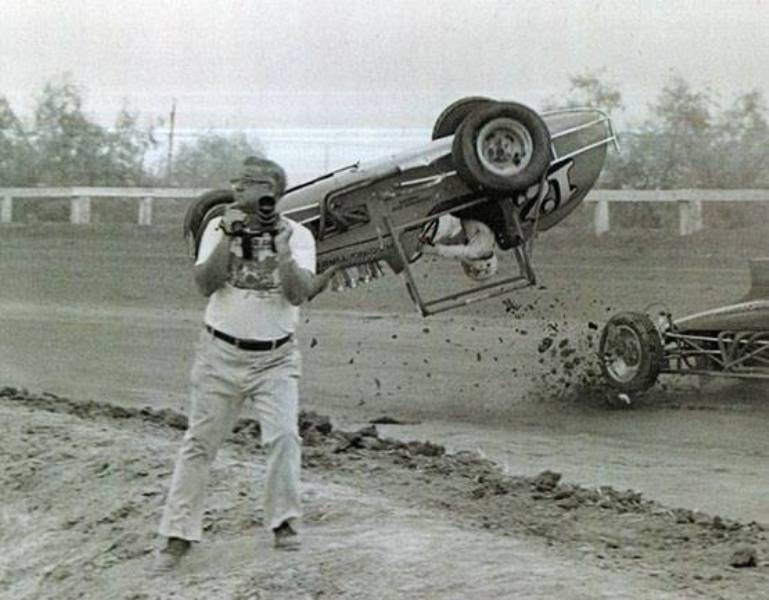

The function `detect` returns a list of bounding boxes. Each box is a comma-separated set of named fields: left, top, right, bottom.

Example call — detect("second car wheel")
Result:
left=599, top=312, right=664, bottom=393
left=452, top=102, right=551, bottom=194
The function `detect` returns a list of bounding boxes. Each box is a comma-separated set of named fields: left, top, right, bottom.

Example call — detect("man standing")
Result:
left=157, top=157, right=316, bottom=569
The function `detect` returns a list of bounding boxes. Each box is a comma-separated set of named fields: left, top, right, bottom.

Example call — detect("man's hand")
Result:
left=274, top=221, right=293, bottom=258
left=308, top=264, right=342, bottom=300
left=219, top=207, right=249, bottom=235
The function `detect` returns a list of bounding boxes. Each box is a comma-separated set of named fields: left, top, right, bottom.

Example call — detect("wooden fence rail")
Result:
left=0, top=187, right=767, bottom=235
left=587, top=189, right=769, bottom=236
left=0, top=187, right=207, bottom=227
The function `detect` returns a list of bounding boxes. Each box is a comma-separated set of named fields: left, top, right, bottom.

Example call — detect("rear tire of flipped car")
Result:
left=431, top=96, right=495, bottom=140
left=599, top=312, right=664, bottom=393
left=182, top=189, right=234, bottom=259
left=452, top=102, right=551, bottom=194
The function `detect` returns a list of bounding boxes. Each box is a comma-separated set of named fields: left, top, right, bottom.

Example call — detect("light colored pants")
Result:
left=159, top=330, right=302, bottom=541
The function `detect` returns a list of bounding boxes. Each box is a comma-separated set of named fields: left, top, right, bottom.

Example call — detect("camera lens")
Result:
left=256, top=196, right=278, bottom=229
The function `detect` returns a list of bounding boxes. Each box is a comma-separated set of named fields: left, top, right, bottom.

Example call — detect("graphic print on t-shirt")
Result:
left=228, top=236, right=280, bottom=293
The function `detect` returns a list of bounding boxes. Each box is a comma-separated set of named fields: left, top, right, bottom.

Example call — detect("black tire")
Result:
left=451, top=102, right=551, bottom=193
left=431, top=96, right=494, bottom=140
left=599, top=312, right=664, bottom=393
left=182, top=189, right=234, bottom=258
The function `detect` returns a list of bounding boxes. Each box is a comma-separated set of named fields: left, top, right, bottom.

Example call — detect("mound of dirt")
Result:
left=2, top=387, right=768, bottom=599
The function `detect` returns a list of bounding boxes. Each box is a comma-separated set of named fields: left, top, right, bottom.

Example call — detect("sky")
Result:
left=1, top=0, right=768, bottom=131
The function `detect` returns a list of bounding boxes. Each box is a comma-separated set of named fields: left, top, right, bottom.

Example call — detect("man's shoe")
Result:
left=153, top=537, right=192, bottom=572
left=273, top=521, right=300, bottom=551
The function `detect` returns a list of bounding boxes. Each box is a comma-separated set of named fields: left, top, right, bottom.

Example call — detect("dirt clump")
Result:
left=532, top=469, right=561, bottom=492
left=730, top=547, right=759, bottom=568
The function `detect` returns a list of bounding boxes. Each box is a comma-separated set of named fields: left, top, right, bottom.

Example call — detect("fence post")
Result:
left=138, top=196, right=153, bottom=226
left=745, top=258, right=769, bottom=300
left=678, top=199, right=703, bottom=236
left=594, top=198, right=610, bottom=235
left=70, top=196, right=91, bottom=224
left=1, top=195, right=12, bottom=224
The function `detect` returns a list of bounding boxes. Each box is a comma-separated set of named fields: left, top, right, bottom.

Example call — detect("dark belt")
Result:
left=205, top=325, right=292, bottom=351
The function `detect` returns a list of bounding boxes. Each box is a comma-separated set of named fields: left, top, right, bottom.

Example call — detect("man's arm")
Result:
left=193, top=208, right=249, bottom=297
left=277, top=257, right=316, bottom=306
left=307, top=265, right=342, bottom=301
left=424, top=242, right=482, bottom=260
left=274, top=222, right=316, bottom=306
left=194, top=236, right=230, bottom=296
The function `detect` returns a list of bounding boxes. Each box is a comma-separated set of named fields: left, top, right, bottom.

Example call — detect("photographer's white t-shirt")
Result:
left=196, top=216, right=316, bottom=339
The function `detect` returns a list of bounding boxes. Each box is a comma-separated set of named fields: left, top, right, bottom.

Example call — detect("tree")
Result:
left=0, top=97, right=35, bottom=185
left=33, top=77, right=107, bottom=185
left=566, top=70, right=624, bottom=115
left=604, top=74, right=715, bottom=189
left=707, top=90, right=769, bottom=188
left=600, top=125, right=661, bottom=190
left=102, top=107, right=157, bottom=185
left=542, top=70, right=625, bottom=189
left=606, top=74, right=769, bottom=189
left=170, top=132, right=263, bottom=188
left=543, top=69, right=624, bottom=115
left=650, top=74, right=714, bottom=188
left=31, top=75, right=155, bottom=186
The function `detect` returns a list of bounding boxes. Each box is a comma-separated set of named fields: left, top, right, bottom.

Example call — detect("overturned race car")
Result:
left=185, top=97, right=617, bottom=316
left=599, top=259, right=769, bottom=393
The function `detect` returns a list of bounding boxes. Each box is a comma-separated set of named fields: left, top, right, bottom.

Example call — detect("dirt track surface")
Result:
left=3, top=301, right=769, bottom=527
left=2, top=387, right=768, bottom=599
left=3, top=225, right=769, bottom=598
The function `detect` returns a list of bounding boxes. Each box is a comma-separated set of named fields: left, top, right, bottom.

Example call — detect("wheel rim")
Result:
left=603, top=324, right=643, bottom=383
left=475, top=117, right=534, bottom=177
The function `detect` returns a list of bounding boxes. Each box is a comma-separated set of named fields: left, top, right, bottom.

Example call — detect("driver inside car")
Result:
left=420, top=214, right=498, bottom=281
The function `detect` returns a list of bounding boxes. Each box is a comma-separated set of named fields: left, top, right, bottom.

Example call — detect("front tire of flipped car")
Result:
left=452, top=102, right=551, bottom=194
left=599, top=312, right=664, bottom=393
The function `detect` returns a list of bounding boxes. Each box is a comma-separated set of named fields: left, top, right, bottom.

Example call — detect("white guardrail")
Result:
left=0, top=187, right=207, bottom=227
left=0, top=187, right=767, bottom=235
